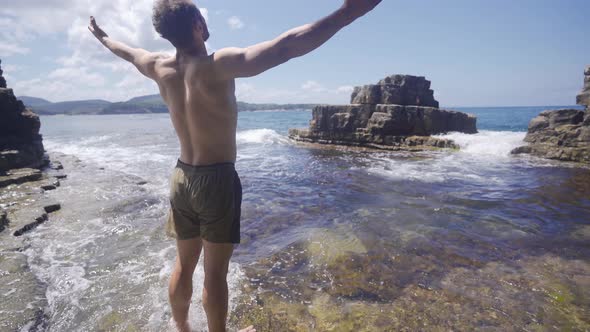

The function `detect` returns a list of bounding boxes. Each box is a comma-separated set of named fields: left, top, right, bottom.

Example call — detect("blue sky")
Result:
left=0, top=0, right=588, bottom=107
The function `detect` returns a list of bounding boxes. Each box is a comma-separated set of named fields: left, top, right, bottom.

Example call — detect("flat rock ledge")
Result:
left=512, top=67, right=590, bottom=163
left=289, top=129, right=458, bottom=151
left=289, top=75, right=477, bottom=151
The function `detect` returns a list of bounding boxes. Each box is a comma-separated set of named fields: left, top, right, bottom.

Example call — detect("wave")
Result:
left=438, top=130, right=526, bottom=158
left=237, top=128, right=290, bottom=145
left=365, top=131, right=528, bottom=184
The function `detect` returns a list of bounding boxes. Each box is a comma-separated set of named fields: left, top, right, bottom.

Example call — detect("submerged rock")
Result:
left=0, top=210, right=8, bottom=232
left=289, top=75, right=477, bottom=151
left=513, top=67, right=590, bottom=163
left=0, top=59, right=46, bottom=172
left=43, top=204, right=61, bottom=214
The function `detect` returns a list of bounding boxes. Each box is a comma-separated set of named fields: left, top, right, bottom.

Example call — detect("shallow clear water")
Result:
left=16, top=107, right=590, bottom=330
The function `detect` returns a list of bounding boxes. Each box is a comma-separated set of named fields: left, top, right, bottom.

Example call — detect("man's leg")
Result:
left=169, top=237, right=202, bottom=332
left=202, top=240, right=236, bottom=332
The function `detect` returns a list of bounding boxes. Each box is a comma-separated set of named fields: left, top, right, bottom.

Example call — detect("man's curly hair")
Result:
left=152, top=0, right=209, bottom=49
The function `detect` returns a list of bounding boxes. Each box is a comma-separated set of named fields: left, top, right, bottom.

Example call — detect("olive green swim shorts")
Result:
left=166, top=159, right=242, bottom=243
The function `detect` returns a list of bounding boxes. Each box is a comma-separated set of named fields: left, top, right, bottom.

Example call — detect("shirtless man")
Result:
left=89, top=0, right=381, bottom=331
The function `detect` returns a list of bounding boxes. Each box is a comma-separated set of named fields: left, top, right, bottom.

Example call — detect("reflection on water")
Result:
left=8, top=111, right=588, bottom=331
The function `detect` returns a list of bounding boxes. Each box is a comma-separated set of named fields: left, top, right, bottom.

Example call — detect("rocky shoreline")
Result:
left=289, top=75, right=477, bottom=151
left=0, top=59, right=68, bottom=330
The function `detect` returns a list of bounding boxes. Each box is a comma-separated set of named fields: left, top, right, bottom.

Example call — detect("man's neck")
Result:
left=176, top=42, right=208, bottom=58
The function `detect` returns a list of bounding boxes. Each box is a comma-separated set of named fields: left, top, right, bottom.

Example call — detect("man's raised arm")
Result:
left=88, top=17, right=160, bottom=79
left=214, top=0, right=382, bottom=79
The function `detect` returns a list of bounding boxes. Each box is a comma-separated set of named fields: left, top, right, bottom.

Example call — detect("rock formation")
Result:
left=0, top=59, right=6, bottom=88
left=576, top=66, right=590, bottom=111
left=0, top=59, right=47, bottom=173
left=512, top=66, right=590, bottom=163
left=289, top=75, right=477, bottom=151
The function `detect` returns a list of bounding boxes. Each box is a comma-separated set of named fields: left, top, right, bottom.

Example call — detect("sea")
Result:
left=10, top=106, right=590, bottom=330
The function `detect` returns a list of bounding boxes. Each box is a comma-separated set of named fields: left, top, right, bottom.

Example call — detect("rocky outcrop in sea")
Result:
left=512, top=66, right=590, bottom=163
left=289, top=75, right=477, bottom=151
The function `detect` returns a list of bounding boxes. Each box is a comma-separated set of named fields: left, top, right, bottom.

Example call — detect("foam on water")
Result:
left=364, top=131, right=528, bottom=184
left=237, top=129, right=290, bottom=145
left=438, top=130, right=526, bottom=158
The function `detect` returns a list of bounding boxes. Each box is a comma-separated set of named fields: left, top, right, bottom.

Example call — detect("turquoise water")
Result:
left=11, top=107, right=589, bottom=330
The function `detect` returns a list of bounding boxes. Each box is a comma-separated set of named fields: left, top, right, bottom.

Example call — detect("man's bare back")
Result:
left=155, top=55, right=238, bottom=165
left=89, top=0, right=381, bottom=331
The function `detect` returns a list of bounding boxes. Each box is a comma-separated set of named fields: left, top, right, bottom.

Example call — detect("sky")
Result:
left=0, top=0, right=588, bottom=107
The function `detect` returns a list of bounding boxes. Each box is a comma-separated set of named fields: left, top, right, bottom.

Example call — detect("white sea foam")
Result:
left=237, top=128, right=290, bottom=145
left=365, top=131, right=528, bottom=184
left=438, top=130, right=526, bottom=158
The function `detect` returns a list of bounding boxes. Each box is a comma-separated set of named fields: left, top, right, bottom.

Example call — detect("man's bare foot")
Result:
left=239, top=326, right=256, bottom=332
left=174, top=320, right=191, bottom=332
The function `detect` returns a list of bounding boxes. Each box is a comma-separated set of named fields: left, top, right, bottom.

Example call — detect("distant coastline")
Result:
left=19, top=94, right=318, bottom=116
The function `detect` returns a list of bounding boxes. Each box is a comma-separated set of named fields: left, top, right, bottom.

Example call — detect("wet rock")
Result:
left=50, top=160, right=63, bottom=170
left=290, top=74, right=476, bottom=151
left=43, top=204, right=61, bottom=214
left=13, top=213, right=48, bottom=237
left=41, top=184, right=56, bottom=191
left=0, top=168, right=43, bottom=188
left=0, top=210, right=8, bottom=232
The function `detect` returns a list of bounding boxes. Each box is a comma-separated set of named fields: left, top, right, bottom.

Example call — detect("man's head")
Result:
left=152, top=0, right=209, bottom=49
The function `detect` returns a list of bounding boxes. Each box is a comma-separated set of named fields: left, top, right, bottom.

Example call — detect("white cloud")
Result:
left=0, top=0, right=209, bottom=101
left=0, top=43, right=30, bottom=56
left=336, top=85, right=354, bottom=94
left=237, top=80, right=355, bottom=104
left=227, top=16, right=245, bottom=30
left=301, top=80, right=326, bottom=93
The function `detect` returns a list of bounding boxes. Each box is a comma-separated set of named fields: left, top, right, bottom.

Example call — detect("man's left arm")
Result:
left=88, top=16, right=159, bottom=79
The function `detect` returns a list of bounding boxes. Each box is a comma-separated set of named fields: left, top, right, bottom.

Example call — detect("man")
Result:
left=89, top=0, right=381, bottom=331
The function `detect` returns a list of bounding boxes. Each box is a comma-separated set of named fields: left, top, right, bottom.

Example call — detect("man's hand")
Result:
left=87, top=16, right=160, bottom=79
left=88, top=16, right=108, bottom=43
left=341, top=0, right=382, bottom=20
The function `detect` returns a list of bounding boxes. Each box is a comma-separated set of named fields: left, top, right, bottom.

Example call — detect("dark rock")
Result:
left=0, top=168, right=43, bottom=188
left=41, top=184, right=57, bottom=191
left=0, top=59, right=6, bottom=88
left=43, top=204, right=61, bottom=214
left=13, top=213, right=48, bottom=237
left=290, top=75, right=476, bottom=150
left=0, top=210, right=8, bottom=233
left=50, top=161, right=64, bottom=170
left=0, top=59, right=46, bottom=172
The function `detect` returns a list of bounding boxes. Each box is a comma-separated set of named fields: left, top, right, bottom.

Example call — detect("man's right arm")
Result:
left=214, top=0, right=382, bottom=79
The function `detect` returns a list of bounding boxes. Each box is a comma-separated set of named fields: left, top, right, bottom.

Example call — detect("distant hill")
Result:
left=19, top=96, right=52, bottom=107
left=18, top=94, right=316, bottom=115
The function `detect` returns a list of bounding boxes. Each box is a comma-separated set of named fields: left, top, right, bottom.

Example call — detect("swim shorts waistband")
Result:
left=175, top=159, right=235, bottom=174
